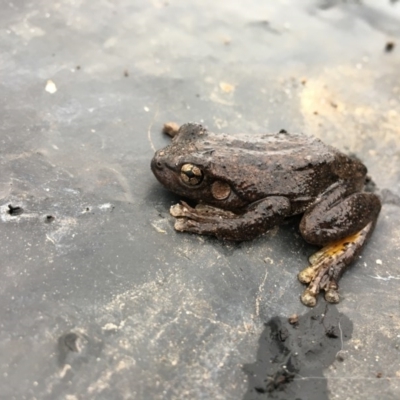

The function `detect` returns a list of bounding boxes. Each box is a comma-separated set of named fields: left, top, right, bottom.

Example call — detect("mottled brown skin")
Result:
left=151, top=123, right=381, bottom=306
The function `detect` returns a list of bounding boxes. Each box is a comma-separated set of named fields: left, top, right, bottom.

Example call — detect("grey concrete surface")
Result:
left=0, top=0, right=400, bottom=399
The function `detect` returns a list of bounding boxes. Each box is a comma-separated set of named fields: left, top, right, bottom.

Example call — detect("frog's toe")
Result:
left=170, top=203, right=188, bottom=218
left=174, top=218, right=213, bottom=237
left=174, top=217, right=197, bottom=231
left=325, top=287, right=340, bottom=304
left=298, top=265, right=320, bottom=284
left=300, top=289, right=317, bottom=307
left=174, top=217, right=188, bottom=231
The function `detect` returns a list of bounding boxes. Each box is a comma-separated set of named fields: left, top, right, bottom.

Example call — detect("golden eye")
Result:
left=180, top=164, right=204, bottom=186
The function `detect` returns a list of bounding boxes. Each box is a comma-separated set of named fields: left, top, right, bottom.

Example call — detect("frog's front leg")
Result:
left=170, top=197, right=291, bottom=241
left=298, top=185, right=381, bottom=307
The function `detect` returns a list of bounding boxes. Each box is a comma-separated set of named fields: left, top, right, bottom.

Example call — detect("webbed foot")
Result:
left=298, top=222, right=373, bottom=307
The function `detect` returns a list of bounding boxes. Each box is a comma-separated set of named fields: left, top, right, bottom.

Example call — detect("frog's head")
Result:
left=151, top=123, right=248, bottom=210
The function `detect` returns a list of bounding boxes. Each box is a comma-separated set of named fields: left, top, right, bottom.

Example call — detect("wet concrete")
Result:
left=0, top=0, right=400, bottom=399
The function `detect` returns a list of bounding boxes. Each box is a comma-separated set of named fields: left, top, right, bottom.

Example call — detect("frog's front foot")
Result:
left=170, top=198, right=291, bottom=241
left=298, top=222, right=373, bottom=307
left=170, top=201, right=239, bottom=237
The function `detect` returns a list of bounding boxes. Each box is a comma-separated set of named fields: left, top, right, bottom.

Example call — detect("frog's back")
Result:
left=201, top=130, right=366, bottom=205
left=205, top=130, right=337, bottom=179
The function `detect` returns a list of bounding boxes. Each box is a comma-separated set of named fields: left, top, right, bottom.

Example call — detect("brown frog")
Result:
left=151, top=123, right=381, bottom=306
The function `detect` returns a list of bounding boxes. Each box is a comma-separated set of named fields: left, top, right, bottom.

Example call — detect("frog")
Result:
left=151, top=122, right=381, bottom=306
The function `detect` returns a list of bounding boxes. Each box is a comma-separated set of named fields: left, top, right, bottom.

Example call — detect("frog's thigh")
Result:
left=299, top=192, right=381, bottom=246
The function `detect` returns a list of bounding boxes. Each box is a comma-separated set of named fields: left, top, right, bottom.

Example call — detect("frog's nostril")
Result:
left=151, top=156, right=163, bottom=171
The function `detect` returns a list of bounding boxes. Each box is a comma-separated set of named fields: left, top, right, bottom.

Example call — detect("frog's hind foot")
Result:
left=298, top=222, right=373, bottom=307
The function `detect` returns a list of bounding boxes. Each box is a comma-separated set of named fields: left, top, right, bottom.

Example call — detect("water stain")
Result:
left=243, top=302, right=353, bottom=399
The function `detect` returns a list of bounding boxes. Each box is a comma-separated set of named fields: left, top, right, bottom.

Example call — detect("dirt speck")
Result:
left=7, top=204, right=24, bottom=216
left=288, top=314, right=298, bottom=325
left=385, top=41, right=395, bottom=52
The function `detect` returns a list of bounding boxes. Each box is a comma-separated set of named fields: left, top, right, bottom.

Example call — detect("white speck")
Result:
left=283, top=22, right=291, bottom=29
left=52, top=144, right=59, bottom=150
left=103, top=36, right=117, bottom=48
left=88, top=108, right=95, bottom=113
left=45, top=13, right=51, bottom=18
left=376, top=259, right=382, bottom=265
left=356, top=63, right=362, bottom=70
left=91, top=129, right=96, bottom=133
left=64, top=188, right=80, bottom=195
left=59, top=364, right=71, bottom=378
left=144, top=106, right=150, bottom=112
left=45, top=80, right=57, bottom=94
left=102, top=323, right=118, bottom=331
left=99, top=203, right=113, bottom=210
left=364, top=262, right=367, bottom=267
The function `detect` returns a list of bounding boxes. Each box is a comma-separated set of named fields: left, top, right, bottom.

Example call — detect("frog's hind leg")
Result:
left=298, top=187, right=381, bottom=306
left=298, top=221, right=374, bottom=307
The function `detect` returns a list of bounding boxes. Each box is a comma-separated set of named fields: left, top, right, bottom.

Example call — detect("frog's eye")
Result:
left=180, top=164, right=204, bottom=186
